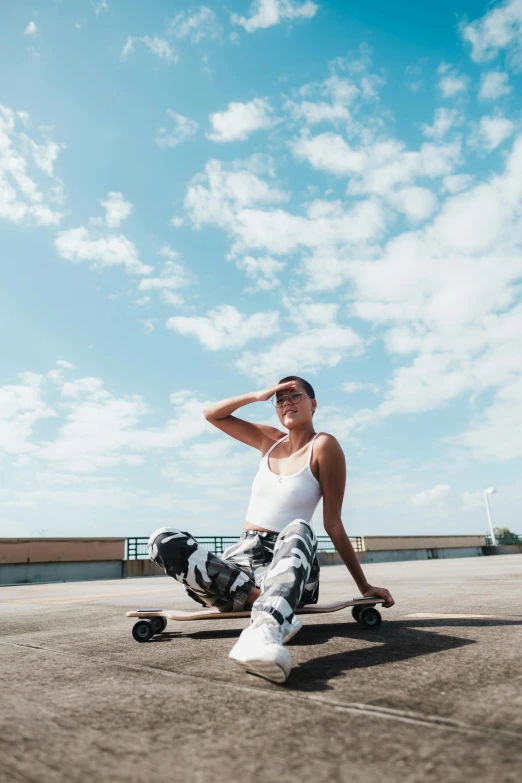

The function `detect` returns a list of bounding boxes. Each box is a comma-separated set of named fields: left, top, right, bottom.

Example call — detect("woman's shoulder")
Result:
left=259, top=426, right=287, bottom=457
left=314, top=431, right=339, bottom=444
left=313, top=432, right=344, bottom=454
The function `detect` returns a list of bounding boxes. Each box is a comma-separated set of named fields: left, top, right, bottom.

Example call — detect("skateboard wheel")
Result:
left=151, top=617, right=167, bottom=634
left=132, top=619, right=155, bottom=642
left=358, top=607, right=381, bottom=628
left=352, top=605, right=363, bottom=622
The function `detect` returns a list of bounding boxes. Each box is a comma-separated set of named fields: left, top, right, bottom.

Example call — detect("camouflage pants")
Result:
left=148, top=520, right=319, bottom=634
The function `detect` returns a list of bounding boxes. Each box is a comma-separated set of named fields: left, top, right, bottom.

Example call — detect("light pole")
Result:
left=483, top=487, right=497, bottom=546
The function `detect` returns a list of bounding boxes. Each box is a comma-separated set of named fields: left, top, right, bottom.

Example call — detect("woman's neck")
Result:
left=285, top=428, right=316, bottom=453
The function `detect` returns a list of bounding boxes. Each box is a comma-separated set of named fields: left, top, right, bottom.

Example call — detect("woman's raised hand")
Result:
left=255, top=380, right=298, bottom=403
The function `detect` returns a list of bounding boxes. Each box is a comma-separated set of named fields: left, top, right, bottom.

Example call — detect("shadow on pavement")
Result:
left=149, top=616, right=522, bottom=691
left=288, top=617, right=522, bottom=691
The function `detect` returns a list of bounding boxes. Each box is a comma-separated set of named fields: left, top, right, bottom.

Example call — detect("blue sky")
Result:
left=1, top=0, right=522, bottom=539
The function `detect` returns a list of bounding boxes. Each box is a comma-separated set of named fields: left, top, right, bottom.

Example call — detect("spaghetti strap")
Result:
left=307, top=432, right=321, bottom=465
left=264, top=435, right=288, bottom=459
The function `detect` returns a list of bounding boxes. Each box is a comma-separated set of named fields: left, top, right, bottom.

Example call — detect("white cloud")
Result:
left=62, top=377, right=109, bottom=400
left=141, top=319, right=155, bottom=333
left=479, top=71, right=512, bottom=100
left=38, top=383, right=208, bottom=474
left=161, top=437, right=258, bottom=491
left=184, top=159, right=387, bottom=279
left=459, top=490, right=484, bottom=512
left=437, top=63, right=468, bottom=97
left=183, top=157, right=289, bottom=231
left=405, top=59, right=427, bottom=93
left=340, top=135, right=522, bottom=434
left=55, top=228, right=152, bottom=275
left=478, top=115, right=514, bottom=151
left=54, top=192, right=151, bottom=275
left=0, top=373, right=56, bottom=455
left=155, top=110, right=199, bottom=148
left=410, top=483, right=506, bottom=514
left=121, top=36, right=177, bottom=63
left=285, top=73, right=361, bottom=126
left=461, top=0, right=522, bottom=70
left=341, top=381, right=379, bottom=394
left=410, top=484, right=452, bottom=507
left=23, top=136, right=62, bottom=177
left=24, top=21, right=38, bottom=36
left=441, top=174, right=474, bottom=194
left=235, top=324, right=363, bottom=384
left=92, top=1, right=109, bottom=15
left=207, top=98, right=276, bottom=142
left=292, top=130, right=366, bottom=175
left=422, top=108, right=462, bottom=139
left=121, top=37, right=135, bottom=58
left=287, top=98, right=351, bottom=126
left=291, top=130, right=457, bottom=227
left=454, top=378, right=522, bottom=461
left=142, top=36, right=177, bottom=62
left=100, top=191, right=133, bottom=228
left=231, top=0, right=318, bottom=33
left=285, top=51, right=385, bottom=133
left=166, top=305, right=280, bottom=350
left=0, top=372, right=212, bottom=475
left=57, top=360, right=76, bottom=369
left=352, top=138, right=461, bottom=194
left=0, top=105, right=63, bottom=226
left=387, top=186, right=438, bottom=224
left=233, top=297, right=364, bottom=384
left=439, top=75, right=468, bottom=98
left=293, top=131, right=461, bottom=200
left=167, top=7, right=221, bottom=42
left=138, top=246, right=192, bottom=305
left=236, top=255, right=286, bottom=291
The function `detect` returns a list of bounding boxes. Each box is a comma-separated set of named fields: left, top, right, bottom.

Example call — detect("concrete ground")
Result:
left=1, top=555, right=521, bottom=783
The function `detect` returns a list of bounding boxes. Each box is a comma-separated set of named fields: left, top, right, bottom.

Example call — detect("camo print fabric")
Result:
left=148, top=520, right=319, bottom=628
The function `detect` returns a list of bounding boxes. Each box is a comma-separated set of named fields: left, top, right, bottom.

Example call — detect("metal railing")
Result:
left=485, top=533, right=521, bottom=546
left=126, top=534, right=362, bottom=559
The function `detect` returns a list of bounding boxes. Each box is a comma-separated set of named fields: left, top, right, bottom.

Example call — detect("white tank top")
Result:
left=245, top=433, right=322, bottom=533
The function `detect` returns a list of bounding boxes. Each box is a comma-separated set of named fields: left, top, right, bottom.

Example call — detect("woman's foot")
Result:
left=228, top=613, right=291, bottom=684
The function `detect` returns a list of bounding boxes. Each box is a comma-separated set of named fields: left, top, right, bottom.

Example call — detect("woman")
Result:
left=148, top=375, right=394, bottom=684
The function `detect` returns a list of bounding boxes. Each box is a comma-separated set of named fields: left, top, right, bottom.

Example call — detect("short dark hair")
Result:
left=278, top=376, right=315, bottom=400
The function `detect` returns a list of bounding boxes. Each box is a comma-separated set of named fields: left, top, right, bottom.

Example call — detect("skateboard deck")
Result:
left=127, top=597, right=385, bottom=641
left=127, top=597, right=382, bottom=622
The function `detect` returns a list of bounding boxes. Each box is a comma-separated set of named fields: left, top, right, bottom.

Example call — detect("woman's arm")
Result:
left=318, top=435, right=395, bottom=607
left=202, top=381, right=296, bottom=452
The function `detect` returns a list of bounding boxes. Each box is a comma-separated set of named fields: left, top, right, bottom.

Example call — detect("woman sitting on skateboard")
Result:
left=148, top=376, right=394, bottom=683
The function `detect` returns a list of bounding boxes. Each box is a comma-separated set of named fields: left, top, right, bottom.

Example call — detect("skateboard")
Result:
left=127, top=597, right=385, bottom=642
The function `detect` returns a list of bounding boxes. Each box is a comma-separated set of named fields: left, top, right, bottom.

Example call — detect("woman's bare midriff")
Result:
left=243, top=523, right=277, bottom=532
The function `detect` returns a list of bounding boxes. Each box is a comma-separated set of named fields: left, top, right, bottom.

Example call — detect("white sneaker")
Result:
left=283, top=614, right=302, bottom=644
left=228, top=613, right=292, bottom=683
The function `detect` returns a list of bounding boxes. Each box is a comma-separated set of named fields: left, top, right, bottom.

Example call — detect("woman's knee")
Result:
left=148, top=527, right=195, bottom=566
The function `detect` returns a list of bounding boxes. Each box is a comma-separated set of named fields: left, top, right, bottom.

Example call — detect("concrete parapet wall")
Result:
left=361, top=535, right=486, bottom=551
left=0, top=560, right=123, bottom=586
left=0, top=538, right=126, bottom=564
left=483, top=544, right=522, bottom=555
left=124, top=560, right=164, bottom=578
left=359, top=547, right=483, bottom=564
left=319, top=547, right=484, bottom=567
